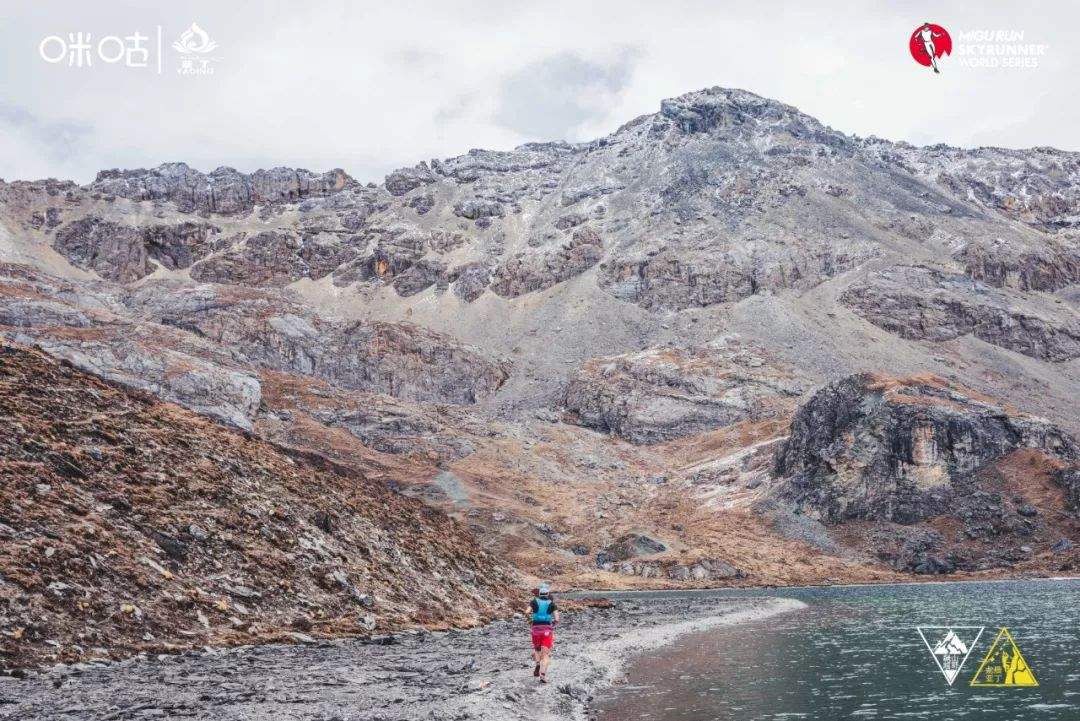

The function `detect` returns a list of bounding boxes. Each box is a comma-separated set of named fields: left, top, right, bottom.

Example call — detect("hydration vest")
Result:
left=532, top=597, right=555, bottom=624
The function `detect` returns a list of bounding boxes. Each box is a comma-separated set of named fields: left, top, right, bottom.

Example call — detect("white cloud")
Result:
left=1, top=0, right=1076, bottom=184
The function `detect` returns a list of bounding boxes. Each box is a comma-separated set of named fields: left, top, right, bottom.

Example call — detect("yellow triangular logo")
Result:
left=969, top=627, right=1038, bottom=687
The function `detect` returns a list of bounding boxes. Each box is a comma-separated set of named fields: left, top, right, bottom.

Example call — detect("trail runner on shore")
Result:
left=528, top=582, right=560, bottom=683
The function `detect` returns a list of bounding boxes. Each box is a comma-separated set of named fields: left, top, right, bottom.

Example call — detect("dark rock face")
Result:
left=52, top=217, right=151, bottom=282
left=554, top=212, right=588, bottom=230
left=956, top=237, right=1080, bottom=292
left=392, top=257, right=447, bottom=297
left=490, top=227, right=603, bottom=298
left=190, top=231, right=357, bottom=287
left=311, top=406, right=475, bottom=460
left=599, top=242, right=872, bottom=310
left=385, top=163, right=437, bottom=197
left=841, top=265, right=1080, bottom=361
left=142, top=221, right=222, bottom=270
left=90, top=163, right=353, bottom=215
left=565, top=341, right=805, bottom=444
left=53, top=217, right=224, bottom=282
left=453, top=199, right=505, bottom=220
left=449, top=262, right=491, bottom=302
left=597, top=533, right=667, bottom=563
left=774, top=373, right=1079, bottom=525
left=1056, top=467, right=1080, bottom=513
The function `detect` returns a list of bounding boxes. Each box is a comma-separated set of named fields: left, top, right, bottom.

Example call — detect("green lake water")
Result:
left=593, top=579, right=1079, bottom=720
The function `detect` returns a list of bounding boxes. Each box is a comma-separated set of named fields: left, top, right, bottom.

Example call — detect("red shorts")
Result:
left=531, top=624, right=554, bottom=649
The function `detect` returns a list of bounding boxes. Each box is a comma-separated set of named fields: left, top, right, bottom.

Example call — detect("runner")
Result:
left=918, top=22, right=945, bottom=73
left=528, top=582, right=560, bottom=683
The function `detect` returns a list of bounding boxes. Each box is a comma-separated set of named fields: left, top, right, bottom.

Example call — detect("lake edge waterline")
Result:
left=564, top=574, right=1080, bottom=599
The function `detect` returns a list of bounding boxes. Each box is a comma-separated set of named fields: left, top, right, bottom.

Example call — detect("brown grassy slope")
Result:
left=0, top=342, right=517, bottom=669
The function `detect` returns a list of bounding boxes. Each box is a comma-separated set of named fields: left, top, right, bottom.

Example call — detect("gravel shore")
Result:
left=0, top=595, right=805, bottom=721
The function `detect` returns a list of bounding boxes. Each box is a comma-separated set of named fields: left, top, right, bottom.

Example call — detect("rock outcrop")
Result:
left=26, top=335, right=262, bottom=431
left=955, top=236, right=1080, bottom=292
left=52, top=217, right=223, bottom=282
left=125, top=282, right=510, bottom=404
left=565, top=339, right=806, bottom=443
left=384, top=163, right=437, bottom=197
left=774, top=373, right=1079, bottom=525
left=490, top=227, right=603, bottom=298
left=52, top=218, right=152, bottom=282
left=90, top=163, right=353, bottom=215
left=597, top=241, right=872, bottom=310
left=841, top=265, right=1080, bottom=361
left=189, top=230, right=357, bottom=287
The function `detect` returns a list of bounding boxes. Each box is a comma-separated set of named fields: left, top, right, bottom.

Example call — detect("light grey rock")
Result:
left=90, top=163, right=353, bottom=215
left=125, top=282, right=509, bottom=404
left=565, top=340, right=805, bottom=443
left=29, top=337, right=261, bottom=430
left=0, top=299, right=92, bottom=329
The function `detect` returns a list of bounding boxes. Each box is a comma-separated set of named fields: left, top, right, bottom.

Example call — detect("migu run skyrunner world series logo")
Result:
left=908, top=21, right=1049, bottom=73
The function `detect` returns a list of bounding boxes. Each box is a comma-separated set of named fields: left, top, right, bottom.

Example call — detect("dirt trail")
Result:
left=0, top=596, right=804, bottom=721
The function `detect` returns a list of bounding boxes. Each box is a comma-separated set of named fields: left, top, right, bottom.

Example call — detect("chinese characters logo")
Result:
left=39, top=31, right=156, bottom=70
left=38, top=22, right=220, bottom=76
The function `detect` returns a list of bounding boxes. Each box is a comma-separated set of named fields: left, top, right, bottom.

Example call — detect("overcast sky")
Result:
left=1, top=1, right=1076, bottom=184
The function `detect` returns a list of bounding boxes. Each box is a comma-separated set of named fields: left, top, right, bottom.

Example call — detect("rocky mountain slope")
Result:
left=0, top=343, right=516, bottom=669
left=1, top=85, right=1078, bottom=626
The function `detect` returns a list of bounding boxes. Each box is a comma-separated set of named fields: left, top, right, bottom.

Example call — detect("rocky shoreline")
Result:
left=0, top=595, right=804, bottom=721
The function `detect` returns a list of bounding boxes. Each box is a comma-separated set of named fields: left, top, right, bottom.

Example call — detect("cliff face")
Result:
left=775, top=373, right=1078, bottom=524
left=90, top=164, right=354, bottom=215
left=772, top=373, right=1079, bottom=573
left=840, top=266, right=1080, bottom=362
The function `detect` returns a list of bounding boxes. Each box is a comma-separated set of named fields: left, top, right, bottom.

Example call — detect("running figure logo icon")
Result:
left=909, top=22, right=952, bottom=73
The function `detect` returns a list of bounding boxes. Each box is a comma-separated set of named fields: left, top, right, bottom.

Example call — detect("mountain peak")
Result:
left=657, top=85, right=828, bottom=135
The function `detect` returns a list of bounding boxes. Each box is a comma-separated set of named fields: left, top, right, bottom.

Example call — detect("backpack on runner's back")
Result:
left=532, top=597, right=554, bottom=624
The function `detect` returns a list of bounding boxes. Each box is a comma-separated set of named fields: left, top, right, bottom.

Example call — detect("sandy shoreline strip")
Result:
left=3, top=595, right=806, bottom=721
